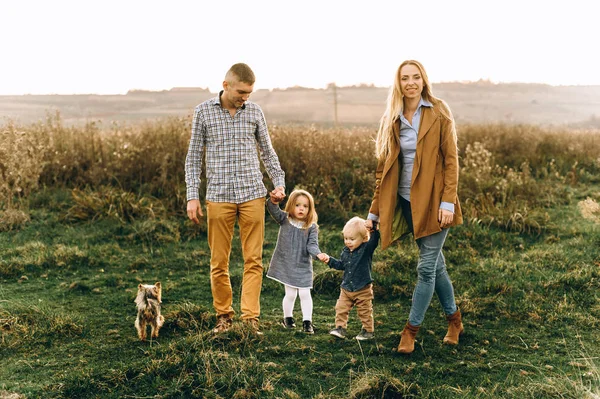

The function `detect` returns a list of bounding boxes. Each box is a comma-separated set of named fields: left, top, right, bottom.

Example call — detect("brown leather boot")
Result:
left=443, top=308, right=464, bottom=345
left=397, top=322, right=420, bottom=354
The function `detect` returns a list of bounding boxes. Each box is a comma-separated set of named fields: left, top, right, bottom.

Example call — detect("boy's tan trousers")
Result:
left=334, top=283, right=374, bottom=332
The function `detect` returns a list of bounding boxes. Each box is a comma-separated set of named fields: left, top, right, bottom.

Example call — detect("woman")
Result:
left=365, top=60, right=463, bottom=354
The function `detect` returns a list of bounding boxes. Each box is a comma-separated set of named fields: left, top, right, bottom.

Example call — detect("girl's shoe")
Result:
left=281, top=317, right=296, bottom=329
left=302, top=320, right=314, bottom=334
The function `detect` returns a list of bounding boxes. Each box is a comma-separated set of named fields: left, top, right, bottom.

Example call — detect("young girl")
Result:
left=266, top=189, right=324, bottom=334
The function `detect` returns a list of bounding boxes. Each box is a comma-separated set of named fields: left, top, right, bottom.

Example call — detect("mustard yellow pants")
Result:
left=206, top=197, right=265, bottom=320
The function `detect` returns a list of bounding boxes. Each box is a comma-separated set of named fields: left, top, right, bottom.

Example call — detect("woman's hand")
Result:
left=438, top=208, right=454, bottom=228
left=365, top=219, right=374, bottom=231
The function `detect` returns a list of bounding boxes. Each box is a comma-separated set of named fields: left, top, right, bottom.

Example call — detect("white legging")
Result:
left=283, top=285, right=313, bottom=321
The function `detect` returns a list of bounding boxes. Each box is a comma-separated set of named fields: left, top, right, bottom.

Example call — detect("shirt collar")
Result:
left=214, top=91, right=223, bottom=106
left=345, top=241, right=366, bottom=253
left=289, top=218, right=305, bottom=229
left=398, top=97, right=433, bottom=118
left=419, top=97, right=433, bottom=109
left=214, top=90, right=246, bottom=110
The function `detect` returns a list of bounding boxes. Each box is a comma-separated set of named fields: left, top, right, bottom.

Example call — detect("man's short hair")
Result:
left=225, top=63, right=255, bottom=85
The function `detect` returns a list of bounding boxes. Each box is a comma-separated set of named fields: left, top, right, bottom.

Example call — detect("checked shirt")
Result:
left=185, top=92, right=285, bottom=203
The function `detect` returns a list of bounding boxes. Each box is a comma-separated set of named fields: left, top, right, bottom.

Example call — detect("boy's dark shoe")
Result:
left=329, top=326, right=347, bottom=339
left=355, top=329, right=375, bottom=341
left=302, top=320, right=314, bottom=334
left=281, top=317, right=296, bottom=329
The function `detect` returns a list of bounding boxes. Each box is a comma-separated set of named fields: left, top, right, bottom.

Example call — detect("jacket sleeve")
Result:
left=266, top=198, right=288, bottom=225
left=328, top=256, right=344, bottom=271
left=368, top=154, right=387, bottom=220
left=306, top=225, right=322, bottom=258
left=366, top=229, right=380, bottom=254
left=439, top=102, right=459, bottom=205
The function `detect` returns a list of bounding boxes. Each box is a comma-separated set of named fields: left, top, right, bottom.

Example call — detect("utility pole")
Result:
left=332, top=82, right=339, bottom=126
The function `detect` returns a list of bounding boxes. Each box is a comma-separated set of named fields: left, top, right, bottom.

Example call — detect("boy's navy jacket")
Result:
left=328, top=230, right=380, bottom=292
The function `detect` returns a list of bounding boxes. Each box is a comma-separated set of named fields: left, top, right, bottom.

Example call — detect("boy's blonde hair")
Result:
left=284, top=189, right=318, bottom=229
left=343, top=216, right=369, bottom=239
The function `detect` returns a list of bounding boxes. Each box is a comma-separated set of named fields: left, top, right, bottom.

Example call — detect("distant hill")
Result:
left=2, top=82, right=600, bottom=127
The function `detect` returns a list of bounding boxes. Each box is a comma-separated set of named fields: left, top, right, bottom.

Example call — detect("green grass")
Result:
left=1, top=189, right=599, bottom=398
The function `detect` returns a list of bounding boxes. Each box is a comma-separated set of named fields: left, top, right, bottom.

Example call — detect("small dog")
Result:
left=134, top=282, right=164, bottom=341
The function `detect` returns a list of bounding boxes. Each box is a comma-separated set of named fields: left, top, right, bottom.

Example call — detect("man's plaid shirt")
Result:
left=185, top=92, right=285, bottom=203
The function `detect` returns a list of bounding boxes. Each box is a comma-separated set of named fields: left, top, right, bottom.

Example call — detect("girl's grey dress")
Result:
left=266, top=199, right=321, bottom=289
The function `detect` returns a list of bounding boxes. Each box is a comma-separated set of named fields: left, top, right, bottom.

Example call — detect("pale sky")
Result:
left=1, top=0, right=598, bottom=95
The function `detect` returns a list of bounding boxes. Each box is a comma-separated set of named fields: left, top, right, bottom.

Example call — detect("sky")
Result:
left=1, top=0, right=599, bottom=95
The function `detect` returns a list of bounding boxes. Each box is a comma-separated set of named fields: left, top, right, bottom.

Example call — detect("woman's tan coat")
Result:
left=369, top=101, right=463, bottom=249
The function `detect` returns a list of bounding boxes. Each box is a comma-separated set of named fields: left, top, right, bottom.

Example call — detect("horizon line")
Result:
left=2, top=79, right=600, bottom=96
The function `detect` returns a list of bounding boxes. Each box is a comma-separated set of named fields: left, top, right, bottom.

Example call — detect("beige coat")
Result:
left=369, top=101, right=463, bottom=249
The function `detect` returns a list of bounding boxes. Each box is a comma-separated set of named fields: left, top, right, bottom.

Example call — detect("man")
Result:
left=185, top=63, right=285, bottom=334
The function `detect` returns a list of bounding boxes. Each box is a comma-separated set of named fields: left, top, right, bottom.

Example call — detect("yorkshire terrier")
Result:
left=134, top=282, right=164, bottom=341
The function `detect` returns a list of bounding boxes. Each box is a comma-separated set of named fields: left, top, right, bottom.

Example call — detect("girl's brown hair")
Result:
left=284, top=189, right=318, bottom=229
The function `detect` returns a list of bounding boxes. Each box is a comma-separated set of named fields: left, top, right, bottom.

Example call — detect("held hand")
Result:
left=365, top=219, right=374, bottom=231
left=187, top=199, right=204, bottom=225
left=438, top=208, right=454, bottom=228
left=317, top=253, right=330, bottom=263
left=272, top=186, right=286, bottom=202
left=269, top=190, right=282, bottom=204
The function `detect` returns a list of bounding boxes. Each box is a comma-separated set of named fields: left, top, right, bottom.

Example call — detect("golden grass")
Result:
left=579, top=197, right=600, bottom=223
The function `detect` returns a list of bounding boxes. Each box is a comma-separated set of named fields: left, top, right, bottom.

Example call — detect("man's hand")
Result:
left=269, top=190, right=283, bottom=204
left=438, top=208, right=454, bottom=228
left=187, top=199, right=204, bottom=225
left=317, top=253, right=330, bottom=263
left=271, top=186, right=286, bottom=202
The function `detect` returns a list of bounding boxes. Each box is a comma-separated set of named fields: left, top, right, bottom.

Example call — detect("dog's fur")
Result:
left=134, top=282, right=164, bottom=341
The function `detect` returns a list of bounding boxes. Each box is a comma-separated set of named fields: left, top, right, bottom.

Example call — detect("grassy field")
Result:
left=1, top=120, right=600, bottom=398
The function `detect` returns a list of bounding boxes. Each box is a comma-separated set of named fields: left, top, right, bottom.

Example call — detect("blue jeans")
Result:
left=399, top=197, right=458, bottom=326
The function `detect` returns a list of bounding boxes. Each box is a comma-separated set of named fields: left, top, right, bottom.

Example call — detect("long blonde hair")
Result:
left=375, top=60, right=451, bottom=161
left=284, top=189, right=318, bottom=229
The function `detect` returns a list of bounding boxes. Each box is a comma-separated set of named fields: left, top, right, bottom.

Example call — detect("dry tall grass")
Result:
left=0, top=122, right=47, bottom=210
left=2, top=115, right=599, bottom=229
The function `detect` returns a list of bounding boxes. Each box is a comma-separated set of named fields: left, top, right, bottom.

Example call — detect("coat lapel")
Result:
left=417, top=106, right=436, bottom=144
left=412, top=107, right=436, bottom=183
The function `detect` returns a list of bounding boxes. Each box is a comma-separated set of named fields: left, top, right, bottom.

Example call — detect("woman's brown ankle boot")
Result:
left=443, top=308, right=464, bottom=345
left=397, top=322, right=420, bottom=354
